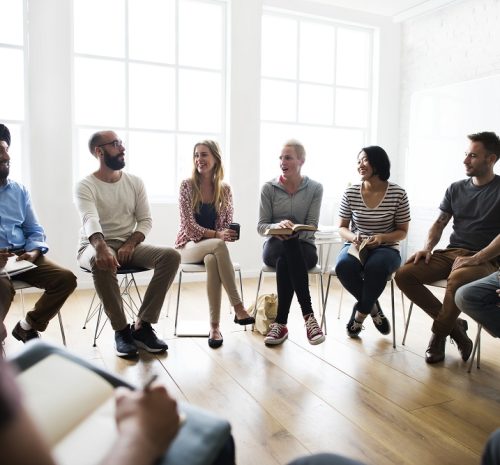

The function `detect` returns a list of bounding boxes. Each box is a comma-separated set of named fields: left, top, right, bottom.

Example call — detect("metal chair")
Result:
left=321, top=271, right=398, bottom=348
left=401, top=279, right=447, bottom=345
left=402, top=279, right=484, bottom=370
left=81, top=267, right=148, bottom=346
left=254, top=264, right=325, bottom=328
left=12, top=280, right=66, bottom=346
left=467, top=323, right=482, bottom=373
left=174, top=262, right=244, bottom=336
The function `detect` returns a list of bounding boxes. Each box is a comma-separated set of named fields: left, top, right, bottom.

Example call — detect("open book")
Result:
left=264, top=224, right=317, bottom=236
left=14, top=346, right=232, bottom=465
left=17, top=354, right=118, bottom=465
left=348, top=238, right=369, bottom=265
left=0, top=255, right=37, bottom=277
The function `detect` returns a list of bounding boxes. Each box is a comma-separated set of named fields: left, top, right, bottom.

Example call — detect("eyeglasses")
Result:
left=97, top=139, right=123, bottom=149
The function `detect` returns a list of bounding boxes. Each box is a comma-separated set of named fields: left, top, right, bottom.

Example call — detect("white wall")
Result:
left=398, top=0, right=500, bottom=254
left=22, top=0, right=400, bottom=287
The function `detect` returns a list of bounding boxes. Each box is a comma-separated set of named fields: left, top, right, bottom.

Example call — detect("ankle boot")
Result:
left=450, top=318, right=473, bottom=361
left=425, top=333, right=446, bottom=364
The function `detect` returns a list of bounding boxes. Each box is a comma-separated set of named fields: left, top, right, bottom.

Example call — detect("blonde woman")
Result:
left=257, top=140, right=325, bottom=346
left=175, top=141, right=254, bottom=348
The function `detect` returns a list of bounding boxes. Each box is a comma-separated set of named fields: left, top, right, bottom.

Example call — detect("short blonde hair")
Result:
left=283, top=139, right=306, bottom=161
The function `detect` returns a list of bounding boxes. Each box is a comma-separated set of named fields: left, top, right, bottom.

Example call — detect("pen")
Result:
left=142, top=373, right=158, bottom=391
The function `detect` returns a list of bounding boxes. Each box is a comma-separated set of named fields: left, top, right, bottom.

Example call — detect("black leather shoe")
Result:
left=234, top=315, right=255, bottom=326
left=208, top=331, right=223, bottom=349
left=425, top=333, right=446, bottom=364
left=12, top=321, right=40, bottom=343
left=450, top=318, right=473, bottom=361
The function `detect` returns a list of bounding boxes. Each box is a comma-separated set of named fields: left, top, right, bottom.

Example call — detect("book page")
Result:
left=52, top=396, right=117, bottom=465
left=16, top=354, right=114, bottom=447
left=0, top=255, right=37, bottom=277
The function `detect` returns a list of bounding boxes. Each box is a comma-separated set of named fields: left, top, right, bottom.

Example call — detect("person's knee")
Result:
left=454, top=284, right=467, bottom=309
left=395, top=264, right=412, bottom=287
left=158, top=247, right=181, bottom=268
left=204, top=253, right=216, bottom=267
left=61, top=270, right=78, bottom=292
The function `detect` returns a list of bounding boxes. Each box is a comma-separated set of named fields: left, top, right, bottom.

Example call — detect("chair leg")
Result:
left=391, top=280, right=396, bottom=349
left=174, top=271, right=183, bottom=336
left=321, top=274, right=332, bottom=334
left=252, top=271, right=264, bottom=331
left=402, top=302, right=413, bottom=346
left=237, top=269, right=247, bottom=332
left=467, top=324, right=482, bottom=373
left=83, top=291, right=100, bottom=329
left=57, top=311, right=66, bottom=346
left=337, top=285, right=344, bottom=319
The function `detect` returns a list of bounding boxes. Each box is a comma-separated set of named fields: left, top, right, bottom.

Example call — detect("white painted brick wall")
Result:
left=398, top=0, right=500, bottom=255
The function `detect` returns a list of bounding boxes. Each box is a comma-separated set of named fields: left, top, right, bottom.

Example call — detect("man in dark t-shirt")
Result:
left=396, top=131, right=500, bottom=364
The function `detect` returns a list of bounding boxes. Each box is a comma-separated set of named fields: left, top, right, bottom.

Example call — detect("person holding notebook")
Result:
left=257, top=139, right=324, bottom=346
left=0, top=124, right=76, bottom=347
left=335, top=146, right=410, bottom=339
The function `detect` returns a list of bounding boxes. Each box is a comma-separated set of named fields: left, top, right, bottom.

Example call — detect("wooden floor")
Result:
left=4, top=276, right=499, bottom=465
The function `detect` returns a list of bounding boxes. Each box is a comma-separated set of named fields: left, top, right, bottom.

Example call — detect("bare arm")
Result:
left=406, top=211, right=451, bottom=264
left=100, top=386, right=180, bottom=465
left=117, top=231, right=145, bottom=266
left=89, top=233, right=119, bottom=271
left=0, top=408, right=57, bottom=465
left=452, top=233, right=500, bottom=271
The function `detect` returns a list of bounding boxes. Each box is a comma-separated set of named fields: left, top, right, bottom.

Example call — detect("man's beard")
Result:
left=0, top=166, right=9, bottom=183
left=103, top=151, right=125, bottom=171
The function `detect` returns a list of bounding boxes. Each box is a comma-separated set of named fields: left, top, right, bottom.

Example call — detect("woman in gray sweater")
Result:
left=257, top=140, right=324, bottom=346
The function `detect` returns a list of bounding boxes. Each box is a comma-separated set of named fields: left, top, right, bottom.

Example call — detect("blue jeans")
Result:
left=335, top=245, right=401, bottom=315
left=455, top=271, right=500, bottom=338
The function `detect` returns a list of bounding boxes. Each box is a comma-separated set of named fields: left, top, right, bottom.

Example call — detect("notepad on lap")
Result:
left=0, top=255, right=37, bottom=277
left=16, top=354, right=117, bottom=465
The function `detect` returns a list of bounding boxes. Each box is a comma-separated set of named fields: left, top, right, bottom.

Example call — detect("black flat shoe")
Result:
left=234, top=315, right=255, bottom=326
left=208, top=333, right=223, bottom=349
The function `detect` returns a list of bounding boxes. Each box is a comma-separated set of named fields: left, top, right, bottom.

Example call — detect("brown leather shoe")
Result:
left=12, top=321, right=40, bottom=343
left=425, top=334, right=446, bottom=364
left=450, top=318, right=473, bottom=361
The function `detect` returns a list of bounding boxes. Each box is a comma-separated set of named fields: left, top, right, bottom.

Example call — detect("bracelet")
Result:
left=213, top=230, right=217, bottom=238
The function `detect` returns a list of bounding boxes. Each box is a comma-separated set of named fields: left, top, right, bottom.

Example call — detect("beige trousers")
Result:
left=179, top=239, right=242, bottom=324
left=78, top=240, right=180, bottom=330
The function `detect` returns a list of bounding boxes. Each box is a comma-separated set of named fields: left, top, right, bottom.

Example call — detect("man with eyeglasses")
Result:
left=75, top=130, right=180, bottom=358
left=396, top=131, right=500, bottom=364
left=0, top=124, right=77, bottom=350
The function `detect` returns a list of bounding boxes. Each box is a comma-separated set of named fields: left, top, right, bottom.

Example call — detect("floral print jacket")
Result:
left=175, top=179, right=233, bottom=248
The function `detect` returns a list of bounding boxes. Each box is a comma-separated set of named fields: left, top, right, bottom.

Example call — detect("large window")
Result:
left=73, top=0, right=227, bottom=201
left=0, top=0, right=25, bottom=181
left=260, top=10, right=376, bottom=200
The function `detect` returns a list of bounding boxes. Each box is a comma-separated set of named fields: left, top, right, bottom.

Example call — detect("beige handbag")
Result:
left=249, top=293, right=278, bottom=335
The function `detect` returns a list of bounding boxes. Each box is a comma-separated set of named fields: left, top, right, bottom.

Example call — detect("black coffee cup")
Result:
left=229, top=223, right=240, bottom=240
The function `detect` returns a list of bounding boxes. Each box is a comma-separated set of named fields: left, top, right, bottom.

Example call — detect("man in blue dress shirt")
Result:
left=0, top=124, right=76, bottom=347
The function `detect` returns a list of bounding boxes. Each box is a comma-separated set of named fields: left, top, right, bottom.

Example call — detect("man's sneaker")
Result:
left=115, top=324, right=138, bottom=358
left=346, top=308, right=364, bottom=338
left=304, top=314, right=325, bottom=345
left=264, top=323, right=288, bottom=346
left=12, top=321, right=40, bottom=343
left=132, top=322, right=168, bottom=353
left=371, top=305, right=391, bottom=335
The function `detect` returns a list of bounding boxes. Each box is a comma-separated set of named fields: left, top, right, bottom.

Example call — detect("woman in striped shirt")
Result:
left=335, top=146, right=410, bottom=338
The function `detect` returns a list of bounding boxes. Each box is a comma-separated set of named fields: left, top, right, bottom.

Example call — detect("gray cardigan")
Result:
left=257, top=176, right=323, bottom=245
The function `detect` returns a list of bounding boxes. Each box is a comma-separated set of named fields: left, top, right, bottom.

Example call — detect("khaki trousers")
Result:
left=0, top=255, right=77, bottom=341
left=179, top=239, right=242, bottom=324
left=78, top=241, right=180, bottom=331
left=395, top=248, right=499, bottom=336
